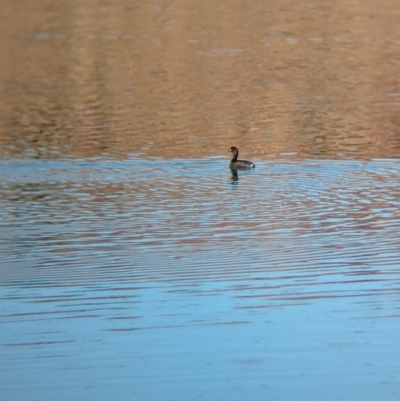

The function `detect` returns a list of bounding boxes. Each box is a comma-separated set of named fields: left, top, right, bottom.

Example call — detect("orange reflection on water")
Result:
left=0, top=0, right=400, bottom=160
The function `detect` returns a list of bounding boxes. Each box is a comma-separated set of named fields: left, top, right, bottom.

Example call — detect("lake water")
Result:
left=1, top=0, right=400, bottom=400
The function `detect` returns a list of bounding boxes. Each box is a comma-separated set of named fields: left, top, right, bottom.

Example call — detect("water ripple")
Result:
left=1, top=159, right=399, bottom=304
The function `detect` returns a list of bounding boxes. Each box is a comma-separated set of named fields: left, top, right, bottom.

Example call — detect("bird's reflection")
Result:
left=230, top=169, right=239, bottom=185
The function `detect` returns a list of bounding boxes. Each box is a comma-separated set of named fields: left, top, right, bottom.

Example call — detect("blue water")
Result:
left=1, top=159, right=399, bottom=400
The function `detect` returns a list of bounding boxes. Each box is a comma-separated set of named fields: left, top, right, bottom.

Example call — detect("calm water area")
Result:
left=1, top=1, right=400, bottom=400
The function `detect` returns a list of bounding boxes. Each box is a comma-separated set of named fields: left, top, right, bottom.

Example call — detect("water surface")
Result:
left=1, top=0, right=400, bottom=160
left=1, top=159, right=400, bottom=400
left=1, top=0, right=400, bottom=400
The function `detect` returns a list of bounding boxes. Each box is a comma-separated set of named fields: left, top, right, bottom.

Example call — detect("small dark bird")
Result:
left=228, top=146, right=255, bottom=169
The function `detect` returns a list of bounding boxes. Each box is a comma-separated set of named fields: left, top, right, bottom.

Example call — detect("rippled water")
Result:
left=1, top=0, right=400, bottom=399
left=1, top=159, right=400, bottom=400
left=1, top=0, right=400, bottom=161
